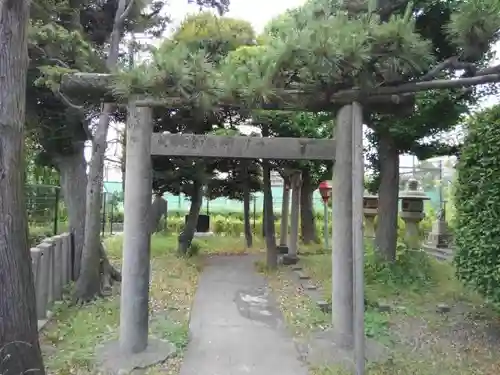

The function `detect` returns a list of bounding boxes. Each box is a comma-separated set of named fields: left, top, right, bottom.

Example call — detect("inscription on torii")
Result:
left=151, top=133, right=336, bottom=160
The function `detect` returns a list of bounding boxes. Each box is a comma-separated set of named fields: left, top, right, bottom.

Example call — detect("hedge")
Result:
left=454, top=105, right=500, bottom=303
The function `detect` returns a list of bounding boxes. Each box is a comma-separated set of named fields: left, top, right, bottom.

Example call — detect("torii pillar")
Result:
left=98, top=101, right=174, bottom=373
left=331, top=103, right=365, bottom=374
left=120, top=102, right=153, bottom=353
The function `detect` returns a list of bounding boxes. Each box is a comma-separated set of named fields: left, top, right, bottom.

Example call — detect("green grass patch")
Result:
left=269, top=241, right=500, bottom=375
left=40, top=233, right=269, bottom=374
left=40, top=234, right=202, bottom=375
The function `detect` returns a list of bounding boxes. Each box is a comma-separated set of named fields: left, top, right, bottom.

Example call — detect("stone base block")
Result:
left=96, top=338, right=176, bottom=374
left=194, top=231, right=214, bottom=237
left=294, top=328, right=389, bottom=371
left=37, top=310, right=54, bottom=332
left=277, top=245, right=289, bottom=254
left=283, top=254, right=300, bottom=265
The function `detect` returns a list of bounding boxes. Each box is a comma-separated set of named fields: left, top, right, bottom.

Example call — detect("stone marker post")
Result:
left=423, top=207, right=453, bottom=261
left=286, top=171, right=301, bottom=262
left=61, top=233, right=70, bottom=285
left=42, top=239, right=56, bottom=305
left=331, top=104, right=354, bottom=345
left=30, top=247, right=42, bottom=314
left=119, top=102, right=153, bottom=354
left=36, top=243, right=51, bottom=319
left=53, top=235, right=63, bottom=300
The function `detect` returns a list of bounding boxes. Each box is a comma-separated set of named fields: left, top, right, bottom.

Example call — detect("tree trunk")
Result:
left=74, top=0, right=134, bottom=302
left=178, top=177, right=204, bottom=255
left=300, top=169, right=319, bottom=244
left=150, top=195, right=168, bottom=233
left=375, top=131, right=400, bottom=262
left=0, top=1, right=45, bottom=373
left=54, top=149, right=87, bottom=279
left=243, top=163, right=252, bottom=248
left=74, top=104, right=112, bottom=302
left=263, top=161, right=277, bottom=268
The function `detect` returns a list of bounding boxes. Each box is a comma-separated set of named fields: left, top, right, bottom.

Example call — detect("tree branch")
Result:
left=119, top=0, right=136, bottom=25
left=60, top=64, right=500, bottom=110
left=419, top=57, right=477, bottom=81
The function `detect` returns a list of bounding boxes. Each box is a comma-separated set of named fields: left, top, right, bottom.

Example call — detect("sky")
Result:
left=100, top=0, right=500, bottom=181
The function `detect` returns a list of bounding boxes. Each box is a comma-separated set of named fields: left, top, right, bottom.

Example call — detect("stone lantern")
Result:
left=399, top=178, right=429, bottom=248
left=363, top=193, right=378, bottom=239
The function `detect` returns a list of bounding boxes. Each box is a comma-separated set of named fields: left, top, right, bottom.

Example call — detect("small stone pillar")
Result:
left=363, top=193, right=378, bottom=239
left=423, top=206, right=453, bottom=260
left=399, top=179, right=429, bottom=249
left=35, top=243, right=51, bottom=319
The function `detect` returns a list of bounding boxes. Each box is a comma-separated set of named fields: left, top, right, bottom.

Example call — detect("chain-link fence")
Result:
left=27, top=184, right=67, bottom=245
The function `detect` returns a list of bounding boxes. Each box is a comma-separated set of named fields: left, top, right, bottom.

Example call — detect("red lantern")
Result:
left=318, top=180, right=332, bottom=203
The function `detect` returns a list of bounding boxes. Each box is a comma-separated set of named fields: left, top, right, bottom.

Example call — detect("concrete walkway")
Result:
left=179, top=255, right=308, bottom=375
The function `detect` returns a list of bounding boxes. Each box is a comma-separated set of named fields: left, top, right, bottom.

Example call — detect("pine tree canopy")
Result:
left=111, top=0, right=500, bottom=110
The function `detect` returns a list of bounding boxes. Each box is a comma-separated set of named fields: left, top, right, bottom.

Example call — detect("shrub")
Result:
left=29, top=226, right=54, bottom=246
left=364, top=241, right=434, bottom=290
left=187, top=240, right=203, bottom=257
left=454, top=105, right=500, bottom=302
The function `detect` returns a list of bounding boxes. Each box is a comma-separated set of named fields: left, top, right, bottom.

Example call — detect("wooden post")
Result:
left=119, top=102, right=153, bottom=354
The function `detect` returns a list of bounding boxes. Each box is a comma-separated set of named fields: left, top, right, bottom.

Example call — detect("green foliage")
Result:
left=365, top=242, right=434, bottom=291
left=173, top=12, right=255, bottom=60
left=114, top=13, right=256, bottom=106
left=446, top=0, right=500, bottom=61
left=113, top=42, right=221, bottom=110
left=222, top=2, right=435, bottom=102
left=454, top=105, right=500, bottom=302
left=112, top=1, right=500, bottom=113
left=187, top=240, right=202, bottom=257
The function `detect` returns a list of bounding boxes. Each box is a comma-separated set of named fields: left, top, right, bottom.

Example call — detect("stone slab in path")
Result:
left=179, top=255, right=308, bottom=375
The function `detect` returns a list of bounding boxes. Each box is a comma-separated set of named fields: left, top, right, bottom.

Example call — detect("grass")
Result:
left=39, top=233, right=264, bottom=375
left=40, top=234, right=201, bottom=374
left=267, top=243, right=500, bottom=375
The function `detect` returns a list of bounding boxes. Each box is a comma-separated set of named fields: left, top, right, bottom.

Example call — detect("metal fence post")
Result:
left=110, top=196, right=114, bottom=235
left=53, top=187, right=60, bottom=235
left=102, top=192, right=107, bottom=236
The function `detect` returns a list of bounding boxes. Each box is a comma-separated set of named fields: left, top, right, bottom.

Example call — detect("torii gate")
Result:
left=115, top=101, right=365, bottom=372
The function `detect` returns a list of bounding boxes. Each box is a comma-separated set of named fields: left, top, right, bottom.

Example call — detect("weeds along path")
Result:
left=39, top=234, right=200, bottom=375
left=267, top=249, right=500, bottom=375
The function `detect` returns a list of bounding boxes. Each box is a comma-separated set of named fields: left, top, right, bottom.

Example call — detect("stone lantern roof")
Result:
left=399, top=178, right=429, bottom=200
